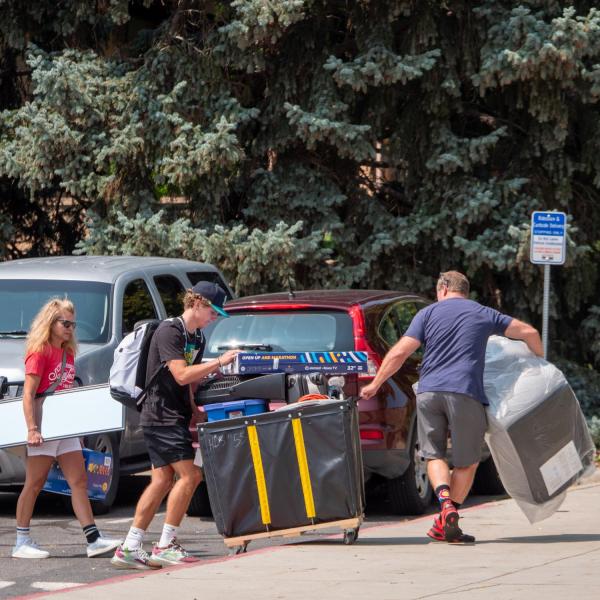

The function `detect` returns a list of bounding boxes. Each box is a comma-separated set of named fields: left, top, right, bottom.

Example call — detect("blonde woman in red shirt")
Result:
left=12, top=298, right=121, bottom=559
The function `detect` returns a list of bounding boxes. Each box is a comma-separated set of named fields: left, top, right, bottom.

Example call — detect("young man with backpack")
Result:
left=111, top=282, right=239, bottom=570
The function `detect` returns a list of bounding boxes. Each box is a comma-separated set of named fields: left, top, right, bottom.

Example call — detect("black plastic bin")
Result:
left=198, top=398, right=364, bottom=539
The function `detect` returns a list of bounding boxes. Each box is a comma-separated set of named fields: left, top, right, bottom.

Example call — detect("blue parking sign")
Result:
left=530, top=211, right=567, bottom=265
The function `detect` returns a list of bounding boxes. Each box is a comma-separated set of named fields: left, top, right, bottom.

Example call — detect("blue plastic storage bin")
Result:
left=204, top=399, right=268, bottom=422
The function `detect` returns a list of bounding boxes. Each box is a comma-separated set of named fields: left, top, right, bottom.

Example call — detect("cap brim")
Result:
left=211, top=303, right=229, bottom=317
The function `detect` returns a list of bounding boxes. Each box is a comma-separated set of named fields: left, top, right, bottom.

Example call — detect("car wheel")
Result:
left=387, top=436, right=432, bottom=515
left=84, top=432, right=121, bottom=514
left=187, top=480, right=212, bottom=517
left=471, top=455, right=506, bottom=495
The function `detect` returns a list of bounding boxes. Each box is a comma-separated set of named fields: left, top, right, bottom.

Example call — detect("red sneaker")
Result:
left=426, top=514, right=445, bottom=542
left=440, top=500, right=460, bottom=540
left=427, top=510, right=476, bottom=544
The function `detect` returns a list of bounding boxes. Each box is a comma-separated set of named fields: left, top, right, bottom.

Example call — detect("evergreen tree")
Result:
left=1, top=1, right=600, bottom=387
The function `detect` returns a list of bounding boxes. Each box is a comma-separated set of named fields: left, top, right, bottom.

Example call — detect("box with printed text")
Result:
left=229, top=351, right=369, bottom=375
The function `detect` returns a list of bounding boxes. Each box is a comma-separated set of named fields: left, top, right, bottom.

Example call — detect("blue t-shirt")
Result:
left=404, top=298, right=512, bottom=404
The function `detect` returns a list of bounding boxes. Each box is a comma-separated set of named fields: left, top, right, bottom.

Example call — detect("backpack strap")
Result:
left=35, top=350, right=67, bottom=399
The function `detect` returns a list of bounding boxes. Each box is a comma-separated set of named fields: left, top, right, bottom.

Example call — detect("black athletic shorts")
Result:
left=142, top=424, right=194, bottom=468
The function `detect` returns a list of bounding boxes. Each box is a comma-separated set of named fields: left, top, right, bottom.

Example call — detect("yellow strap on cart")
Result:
left=247, top=425, right=271, bottom=525
left=292, top=417, right=316, bottom=519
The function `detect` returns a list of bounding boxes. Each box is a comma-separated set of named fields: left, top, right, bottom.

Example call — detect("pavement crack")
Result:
left=412, top=545, right=600, bottom=599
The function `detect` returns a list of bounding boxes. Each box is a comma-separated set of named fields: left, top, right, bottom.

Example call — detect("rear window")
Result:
left=203, top=311, right=354, bottom=356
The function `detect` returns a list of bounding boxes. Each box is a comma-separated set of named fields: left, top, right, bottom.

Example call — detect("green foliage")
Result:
left=587, top=416, right=600, bottom=449
left=76, top=209, right=305, bottom=296
left=555, top=358, right=600, bottom=417
left=1, top=0, right=600, bottom=381
left=581, top=305, right=600, bottom=366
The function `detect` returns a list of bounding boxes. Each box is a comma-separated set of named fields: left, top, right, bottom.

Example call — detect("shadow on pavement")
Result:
left=299, top=536, right=431, bottom=546
left=484, top=533, right=600, bottom=544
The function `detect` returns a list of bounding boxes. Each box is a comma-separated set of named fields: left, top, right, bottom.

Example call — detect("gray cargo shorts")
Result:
left=416, top=391, right=487, bottom=467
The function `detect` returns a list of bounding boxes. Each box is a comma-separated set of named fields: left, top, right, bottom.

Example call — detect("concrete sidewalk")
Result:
left=24, top=476, right=600, bottom=600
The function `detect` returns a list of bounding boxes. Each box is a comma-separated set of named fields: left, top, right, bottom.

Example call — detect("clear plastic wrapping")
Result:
left=483, top=336, right=596, bottom=523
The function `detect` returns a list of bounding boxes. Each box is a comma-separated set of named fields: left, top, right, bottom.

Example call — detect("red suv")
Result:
left=188, top=289, right=503, bottom=517
left=193, top=290, right=432, bottom=514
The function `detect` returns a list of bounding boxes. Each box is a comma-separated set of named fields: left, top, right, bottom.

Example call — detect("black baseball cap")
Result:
left=191, top=281, right=229, bottom=317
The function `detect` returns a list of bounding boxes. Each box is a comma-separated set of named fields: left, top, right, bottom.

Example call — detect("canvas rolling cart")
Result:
left=197, top=397, right=365, bottom=554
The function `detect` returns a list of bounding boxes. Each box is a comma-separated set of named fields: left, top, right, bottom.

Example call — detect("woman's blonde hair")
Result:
left=25, top=298, right=78, bottom=356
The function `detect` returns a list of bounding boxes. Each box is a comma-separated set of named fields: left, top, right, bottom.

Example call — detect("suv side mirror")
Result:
left=0, top=376, right=8, bottom=399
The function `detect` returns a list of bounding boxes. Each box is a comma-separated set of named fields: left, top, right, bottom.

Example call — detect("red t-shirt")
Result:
left=24, top=345, right=76, bottom=394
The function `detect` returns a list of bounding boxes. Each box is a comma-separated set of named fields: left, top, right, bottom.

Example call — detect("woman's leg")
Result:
left=16, top=455, right=54, bottom=527
left=57, top=450, right=94, bottom=526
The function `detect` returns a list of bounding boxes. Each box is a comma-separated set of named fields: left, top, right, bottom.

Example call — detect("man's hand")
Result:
left=218, top=349, right=240, bottom=366
left=358, top=336, right=421, bottom=402
left=360, top=383, right=380, bottom=401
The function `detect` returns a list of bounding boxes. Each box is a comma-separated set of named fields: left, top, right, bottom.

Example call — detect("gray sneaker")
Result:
left=87, top=535, right=122, bottom=558
left=110, top=545, right=162, bottom=570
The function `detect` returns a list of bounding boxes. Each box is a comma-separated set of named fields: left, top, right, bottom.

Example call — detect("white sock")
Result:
left=16, top=526, right=30, bottom=546
left=158, top=523, right=178, bottom=548
left=123, top=526, right=145, bottom=551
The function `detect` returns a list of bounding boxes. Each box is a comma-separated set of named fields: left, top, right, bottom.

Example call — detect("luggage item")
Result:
left=198, top=398, right=364, bottom=552
left=483, top=336, right=596, bottom=523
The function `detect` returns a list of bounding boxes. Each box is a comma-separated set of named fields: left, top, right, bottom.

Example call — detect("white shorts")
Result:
left=27, top=437, right=82, bottom=458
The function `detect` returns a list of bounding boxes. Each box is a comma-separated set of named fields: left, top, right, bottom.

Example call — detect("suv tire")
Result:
left=387, top=435, right=432, bottom=515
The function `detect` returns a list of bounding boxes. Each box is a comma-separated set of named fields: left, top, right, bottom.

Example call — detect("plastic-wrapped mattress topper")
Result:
left=483, top=336, right=596, bottom=523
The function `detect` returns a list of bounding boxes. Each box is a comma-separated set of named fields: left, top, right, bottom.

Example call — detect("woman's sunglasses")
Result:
left=56, top=319, right=77, bottom=329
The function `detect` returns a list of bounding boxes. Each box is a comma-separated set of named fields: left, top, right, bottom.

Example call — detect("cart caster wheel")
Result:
left=229, top=542, right=248, bottom=555
left=343, top=528, right=359, bottom=545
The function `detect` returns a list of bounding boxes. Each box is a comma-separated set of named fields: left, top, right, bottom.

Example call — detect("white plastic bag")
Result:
left=483, top=336, right=596, bottom=523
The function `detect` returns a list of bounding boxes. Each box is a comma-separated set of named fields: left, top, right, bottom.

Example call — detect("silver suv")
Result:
left=0, top=255, right=233, bottom=511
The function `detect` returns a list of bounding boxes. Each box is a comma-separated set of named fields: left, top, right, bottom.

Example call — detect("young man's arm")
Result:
left=359, top=336, right=421, bottom=400
left=504, top=318, right=543, bottom=357
left=167, top=349, right=239, bottom=386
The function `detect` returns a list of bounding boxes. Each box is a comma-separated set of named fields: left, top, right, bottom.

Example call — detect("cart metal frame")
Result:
left=224, top=516, right=363, bottom=554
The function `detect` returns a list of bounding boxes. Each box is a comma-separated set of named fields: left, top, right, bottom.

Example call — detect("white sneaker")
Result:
left=12, top=539, right=50, bottom=559
left=87, top=535, right=123, bottom=558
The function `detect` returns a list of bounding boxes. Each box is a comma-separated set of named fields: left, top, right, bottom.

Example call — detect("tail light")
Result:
left=348, top=305, right=381, bottom=379
left=359, top=428, right=384, bottom=441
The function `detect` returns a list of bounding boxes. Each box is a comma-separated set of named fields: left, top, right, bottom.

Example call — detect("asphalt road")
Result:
left=0, top=476, right=501, bottom=599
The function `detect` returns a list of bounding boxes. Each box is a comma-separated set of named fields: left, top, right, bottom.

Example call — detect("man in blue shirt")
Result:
left=360, top=271, right=542, bottom=543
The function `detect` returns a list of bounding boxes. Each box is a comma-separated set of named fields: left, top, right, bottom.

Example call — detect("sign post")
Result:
left=530, top=211, right=567, bottom=359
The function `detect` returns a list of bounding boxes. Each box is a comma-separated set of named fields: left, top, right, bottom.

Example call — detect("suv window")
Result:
left=187, top=271, right=232, bottom=299
left=154, top=275, right=185, bottom=317
left=203, top=311, right=354, bottom=356
left=378, top=301, right=428, bottom=347
left=122, top=279, right=158, bottom=335
left=0, top=279, right=111, bottom=344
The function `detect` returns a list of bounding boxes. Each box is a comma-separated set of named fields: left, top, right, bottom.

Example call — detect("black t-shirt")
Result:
left=140, top=317, right=205, bottom=427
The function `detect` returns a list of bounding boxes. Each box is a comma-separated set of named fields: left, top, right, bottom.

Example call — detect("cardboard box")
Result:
left=43, top=448, right=112, bottom=501
left=230, top=351, right=368, bottom=375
